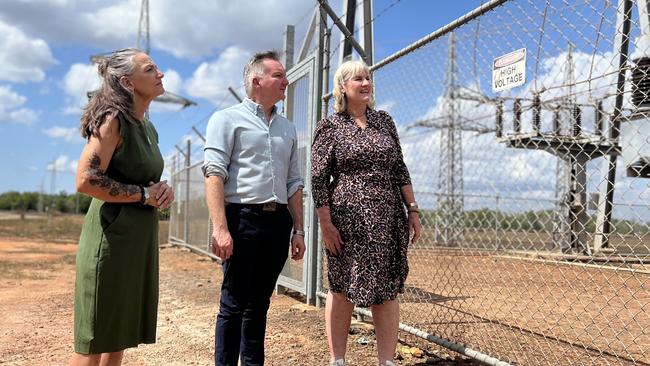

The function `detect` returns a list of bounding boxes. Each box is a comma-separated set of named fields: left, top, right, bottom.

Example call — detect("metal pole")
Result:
left=321, top=28, right=331, bottom=120
left=361, top=0, right=374, bottom=65
left=594, top=0, right=632, bottom=252
left=317, top=0, right=370, bottom=64
left=317, top=21, right=332, bottom=303
left=283, top=25, right=295, bottom=70
left=191, top=126, right=206, bottom=142
left=570, top=155, right=590, bottom=254
left=228, top=86, right=243, bottom=103
left=311, top=3, right=328, bottom=307
left=298, top=9, right=318, bottom=63
left=495, top=194, right=501, bottom=251
left=168, top=155, right=175, bottom=244
left=184, top=139, right=191, bottom=244
left=339, top=0, right=356, bottom=64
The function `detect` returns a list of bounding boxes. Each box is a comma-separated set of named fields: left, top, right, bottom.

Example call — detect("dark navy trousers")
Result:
left=215, top=204, right=292, bottom=366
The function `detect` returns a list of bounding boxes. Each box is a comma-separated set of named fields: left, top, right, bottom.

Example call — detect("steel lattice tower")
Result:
left=552, top=44, right=575, bottom=251
left=436, top=33, right=465, bottom=247
left=137, top=0, right=150, bottom=54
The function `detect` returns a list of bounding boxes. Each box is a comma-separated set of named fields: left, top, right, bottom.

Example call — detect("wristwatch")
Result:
left=140, top=185, right=150, bottom=205
left=292, top=229, right=305, bottom=236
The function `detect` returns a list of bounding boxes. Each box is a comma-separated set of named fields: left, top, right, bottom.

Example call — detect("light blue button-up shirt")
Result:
left=202, top=98, right=304, bottom=204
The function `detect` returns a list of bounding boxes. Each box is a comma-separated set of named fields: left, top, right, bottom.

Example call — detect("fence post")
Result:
left=169, top=155, right=176, bottom=244
left=312, top=3, right=328, bottom=308
left=495, top=194, right=501, bottom=251
left=594, top=0, right=633, bottom=252
left=283, top=25, right=295, bottom=70
left=184, top=139, right=191, bottom=244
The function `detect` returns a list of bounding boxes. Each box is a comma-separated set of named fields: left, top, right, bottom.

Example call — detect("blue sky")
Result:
left=0, top=0, right=484, bottom=195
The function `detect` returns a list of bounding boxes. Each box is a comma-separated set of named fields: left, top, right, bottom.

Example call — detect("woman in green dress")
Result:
left=69, top=48, right=174, bottom=366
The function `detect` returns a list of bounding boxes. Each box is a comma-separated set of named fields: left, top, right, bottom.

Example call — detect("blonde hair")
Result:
left=332, top=60, right=375, bottom=113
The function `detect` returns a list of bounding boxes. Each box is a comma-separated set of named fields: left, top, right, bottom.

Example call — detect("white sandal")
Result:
left=329, top=359, right=345, bottom=366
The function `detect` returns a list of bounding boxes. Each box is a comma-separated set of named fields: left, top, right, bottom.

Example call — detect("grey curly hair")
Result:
left=80, top=48, right=144, bottom=139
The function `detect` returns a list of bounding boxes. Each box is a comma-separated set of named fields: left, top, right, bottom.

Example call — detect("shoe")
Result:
left=380, top=361, right=396, bottom=366
left=329, top=359, right=345, bottom=366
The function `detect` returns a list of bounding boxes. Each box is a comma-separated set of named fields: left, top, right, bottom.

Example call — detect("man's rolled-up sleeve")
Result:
left=202, top=112, right=233, bottom=180
left=287, top=125, right=304, bottom=198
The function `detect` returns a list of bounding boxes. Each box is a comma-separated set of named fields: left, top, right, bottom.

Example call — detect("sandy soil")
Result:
left=0, top=238, right=471, bottom=366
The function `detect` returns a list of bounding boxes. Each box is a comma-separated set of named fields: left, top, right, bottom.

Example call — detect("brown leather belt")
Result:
left=226, top=202, right=287, bottom=212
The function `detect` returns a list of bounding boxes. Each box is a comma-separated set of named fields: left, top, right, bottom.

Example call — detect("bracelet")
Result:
left=407, top=202, right=418, bottom=210
left=292, top=229, right=305, bottom=236
left=406, top=201, right=419, bottom=214
left=139, top=185, right=146, bottom=205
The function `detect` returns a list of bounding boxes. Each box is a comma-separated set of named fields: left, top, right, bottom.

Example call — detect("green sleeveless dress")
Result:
left=74, top=113, right=163, bottom=354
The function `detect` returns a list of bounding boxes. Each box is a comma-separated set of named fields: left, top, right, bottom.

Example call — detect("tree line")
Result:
left=420, top=208, right=650, bottom=235
left=0, top=191, right=91, bottom=214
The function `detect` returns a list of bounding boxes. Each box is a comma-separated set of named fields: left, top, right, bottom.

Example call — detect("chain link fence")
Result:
left=169, top=0, right=649, bottom=364
left=320, top=0, right=649, bottom=364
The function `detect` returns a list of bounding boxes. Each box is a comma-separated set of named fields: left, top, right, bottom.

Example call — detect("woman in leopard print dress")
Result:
left=311, top=60, right=422, bottom=366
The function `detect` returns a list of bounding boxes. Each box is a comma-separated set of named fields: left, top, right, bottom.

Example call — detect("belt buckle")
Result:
left=262, top=202, right=276, bottom=211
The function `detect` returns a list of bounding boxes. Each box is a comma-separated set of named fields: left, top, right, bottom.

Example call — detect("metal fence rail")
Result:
left=169, top=0, right=649, bottom=364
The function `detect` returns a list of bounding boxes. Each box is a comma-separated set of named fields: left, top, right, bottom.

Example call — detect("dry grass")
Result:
left=0, top=212, right=170, bottom=245
left=0, top=214, right=84, bottom=242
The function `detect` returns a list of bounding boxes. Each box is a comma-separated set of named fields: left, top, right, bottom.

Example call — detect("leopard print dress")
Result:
left=311, top=108, right=411, bottom=307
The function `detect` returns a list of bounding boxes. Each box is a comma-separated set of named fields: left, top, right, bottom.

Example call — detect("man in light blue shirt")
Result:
left=203, top=50, right=305, bottom=366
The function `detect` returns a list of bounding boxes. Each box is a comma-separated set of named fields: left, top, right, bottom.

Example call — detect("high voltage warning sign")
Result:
left=492, top=48, right=526, bottom=92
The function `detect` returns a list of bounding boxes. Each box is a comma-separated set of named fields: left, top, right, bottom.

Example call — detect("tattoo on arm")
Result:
left=86, top=152, right=140, bottom=197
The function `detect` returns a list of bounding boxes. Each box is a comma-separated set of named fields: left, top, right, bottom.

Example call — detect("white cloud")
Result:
left=82, top=1, right=139, bottom=44
left=41, top=126, right=82, bottom=143
left=0, top=85, right=27, bottom=109
left=0, top=1, right=134, bottom=52
left=185, top=46, right=251, bottom=106
left=61, top=63, right=102, bottom=115
left=47, top=155, right=77, bottom=174
left=0, top=0, right=314, bottom=59
left=61, top=63, right=188, bottom=114
left=0, top=85, right=39, bottom=124
left=148, top=0, right=314, bottom=59
left=162, top=69, right=181, bottom=93
left=0, top=20, right=56, bottom=83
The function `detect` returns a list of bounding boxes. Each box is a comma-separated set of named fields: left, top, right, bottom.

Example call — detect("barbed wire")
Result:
left=327, top=0, right=405, bottom=62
